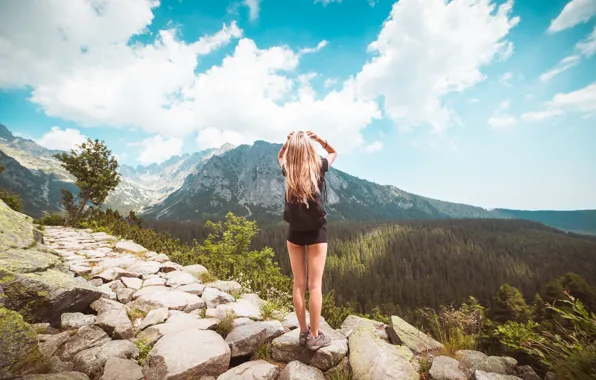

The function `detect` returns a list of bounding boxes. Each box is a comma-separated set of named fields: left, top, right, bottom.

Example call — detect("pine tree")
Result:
left=54, top=138, right=120, bottom=220
left=492, top=283, right=531, bottom=323
left=531, top=293, right=547, bottom=322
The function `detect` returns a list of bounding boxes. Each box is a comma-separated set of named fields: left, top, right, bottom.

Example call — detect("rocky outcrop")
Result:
left=388, top=315, right=444, bottom=353
left=0, top=307, right=46, bottom=378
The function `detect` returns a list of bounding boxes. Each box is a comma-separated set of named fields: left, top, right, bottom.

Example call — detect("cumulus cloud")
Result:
left=36, top=126, right=87, bottom=151
left=540, top=26, right=596, bottom=82
left=548, top=0, right=596, bottom=33
left=299, top=40, right=328, bottom=54
left=364, top=141, right=383, bottom=153
left=488, top=100, right=516, bottom=129
left=243, top=0, right=261, bottom=22
left=134, top=135, right=183, bottom=165
left=355, top=0, right=519, bottom=133
left=521, top=83, right=596, bottom=121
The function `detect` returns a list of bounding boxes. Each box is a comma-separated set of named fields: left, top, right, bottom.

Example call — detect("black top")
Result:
left=282, top=158, right=329, bottom=231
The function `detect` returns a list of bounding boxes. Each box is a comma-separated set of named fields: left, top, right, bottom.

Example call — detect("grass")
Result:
left=215, top=312, right=235, bottom=338
left=127, top=307, right=148, bottom=321
left=198, top=308, right=206, bottom=318
left=418, top=353, right=432, bottom=378
left=199, top=271, right=218, bottom=283
left=260, top=301, right=277, bottom=321
left=230, top=289, right=242, bottom=300
left=135, top=339, right=152, bottom=366
left=252, top=343, right=271, bottom=361
left=436, top=327, right=478, bottom=357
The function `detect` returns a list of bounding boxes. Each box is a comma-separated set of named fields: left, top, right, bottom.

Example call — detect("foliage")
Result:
left=35, top=212, right=66, bottom=226
left=495, top=293, right=596, bottom=379
left=53, top=138, right=120, bottom=221
left=199, top=272, right=217, bottom=284
left=135, top=339, right=152, bottom=366
left=423, top=296, right=487, bottom=356
left=0, top=189, right=24, bottom=212
left=252, top=343, right=271, bottom=361
left=492, top=283, right=531, bottom=323
left=216, top=312, right=235, bottom=339
left=127, top=307, right=147, bottom=321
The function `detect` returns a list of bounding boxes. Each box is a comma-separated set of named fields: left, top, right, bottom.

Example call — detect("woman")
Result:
left=278, top=130, right=337, bottom=351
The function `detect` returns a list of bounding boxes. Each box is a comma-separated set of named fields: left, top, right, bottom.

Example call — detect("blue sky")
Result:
left=0, top=0, right=595, bottom=210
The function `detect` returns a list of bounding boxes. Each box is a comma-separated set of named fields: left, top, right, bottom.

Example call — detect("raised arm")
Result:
left=278, top=131, right=294, bottom=167
left=306, top=131, right=337, bottom=167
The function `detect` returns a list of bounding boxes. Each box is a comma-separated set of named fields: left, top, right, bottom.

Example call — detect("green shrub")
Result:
left=0, top=189, right=24, bottom=212
left=216, top=312, right=235, bottom=339
left=252, top=343, right=271, bottom=361
left=199, top=272, right=218, bottom=284
left=135, top=339, right=152, bottom=366
left=35, top=213, right=66, bottom=226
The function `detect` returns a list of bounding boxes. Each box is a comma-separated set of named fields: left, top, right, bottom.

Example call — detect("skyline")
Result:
left=0, top=0, right=595, bottom=210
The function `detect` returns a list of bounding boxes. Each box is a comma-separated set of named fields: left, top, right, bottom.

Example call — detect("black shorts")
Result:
left=288, top=225, right=328, bottom=246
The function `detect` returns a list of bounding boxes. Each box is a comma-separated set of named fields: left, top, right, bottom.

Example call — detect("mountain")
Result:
left=1, top=123, right=595, bottom=234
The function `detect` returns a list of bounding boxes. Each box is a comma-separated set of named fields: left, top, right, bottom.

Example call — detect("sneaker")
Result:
left=306, top=331, right=331, bottom=351
left=299, top=327, right=310, bottom=347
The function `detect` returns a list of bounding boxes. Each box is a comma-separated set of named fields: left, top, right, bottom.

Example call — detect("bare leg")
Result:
left=287, top=241, right=308, bottom=332
left=307, top=242, right=328, bottom=337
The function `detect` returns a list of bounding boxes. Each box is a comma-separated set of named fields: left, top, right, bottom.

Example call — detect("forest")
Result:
left=144, top=218, right=596, bottom=317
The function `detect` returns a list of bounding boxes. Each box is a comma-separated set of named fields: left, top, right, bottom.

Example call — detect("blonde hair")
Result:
left=284, top=131, right=322, bottom=205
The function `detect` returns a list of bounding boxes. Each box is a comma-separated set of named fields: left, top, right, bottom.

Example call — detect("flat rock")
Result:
left=91, top=232, right=116, bottom=242
left=182, top=264, right=208, bottom=278
left=99, top=357, right=143, bottom=380
left=349, top=326, right=418, bottom=380
left=387, top=315, right=443, bottom=354
left=281, top=312, right=325, bottom=330
left=136, top=289, right=204, bottom=311
left=177, top=283, right=206, bottom=296
left=143, top=329, right=230, bottom=380
left=70, top=265, right=93, bottom=276
left=38, top=330, right=76, bottom=358
left=73, top=340, right=139, bottom=380
left=57, top=326, right=111, bottom=361
left=151, top=254, right=170, bottom=263
left=139, top=314, right=219, bottom=344
left=94, top=268, right=140, bottom=283
left=95, top=308, right=133, bottom=339
left=139, top=308, right=169, bottom=330
left=126, top=262, right=161, bottom=276
left=278, top=361, right=325, bottom=380
left=232, top=298, right=263, bottom=320
left=457, top=351, right=516, bottom=376
left=91, top=298, right=126, bottom=313
left=0, top=201, right=43, bottom=250
left=165, top=271, right=197, bottom=287
left=340, top=314, right=389, bottom=340
left=217, top=360, right=280, bottom=380
left=23, top=373, right=90, bottom=380
left=514, top=365, right=541, bottom=380
left=115, top=241, right=147, bottom=254
left=202, top=287, right=235, bottom=308
left=121, top=277, right=143, bottom=290
left=225, top=322, right=268, bottom=357
left=207, top=280, right=242, bottom=294
left=116, top=288, right=135, bottom=304
left=132, top=286, right=169, bottom=299
left=474, top=370, right=522, bottom=380
left=429, top=356, right=467, bottom=380
left=143, top=277, right=166, bottom=287
left=271, top=321, right=348, bottom=371
left=62, top=313, right=97, bottom=330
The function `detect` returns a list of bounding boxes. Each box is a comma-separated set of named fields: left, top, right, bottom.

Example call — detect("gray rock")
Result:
left=91, top=298, right=125, bottom=314
left=544, top=372, right=557, bottom=380
left=139, top=313, right=219, bottom=344
left=206, top=304, right=235, bottom=320
left=207, top=280, right=242, bottom=294
left=139, top=307, right=169, bottom=330
left=23, top=372, right=90, bottom=380
left=474, top=370, right=522, bottom=380
left=177, top=283, right=206, bottom=296
left=160, top=261, right=182, bottom=273
left=126, top=262, right=161, bottom=276
left=62, top=313, right=97, bottom=330
left=99, top=357, right=143, bottom=380
left=151, top=253, right=170, bottom=263
left=165, top=271, right=197, bottom=287
left=0, top=200, right=43, bottom=250
left=271, top=321, right=348, bottom=371
left=340, top=314, right=389, bottom=340
left=225, top=322, right=268, bottom=357
left=73, top=339, right=139, bottom=380
left=32, top=322, right=56, bottom=334
left=217, top=360, right=280, bottom=380
left=91, top=232, right=116, bottom=242
left=462, top=355, right=516, bottom=375
left=182, top=264, right=208, bottom=279
left=136, top=288, right=204, bottom=311
left=121, top=277, right=143, bottom=290
left=261, top=320, right=285, bottom=340
left=514, top=365, right=541, bottom=380
left=108, top=280, right=125, bottom=292
left=457, top=350, right=488, bottom=376
left=278, top=361, right=325, bottom=380
left=348, top=326, right=418, bottom=380
left=0, top=308, right=39, bottom=376
left=95, top=308, right=133, bottom=339
left=324, top=357, right=350, bottom=380
left=57, top=326, right=111, bottom=361
left=202, top=287, right=235, bottom=308
left=38, top=330, right=76, bottom=358
left=142, top=277, right=166, bottom=287
left=143, top=329, right=231, bottom=380
left=388, top=315, right=443, bottom=353
left=232, top=297, right=263, bottom=320
left=281, top=312, right=325, bottom=330
left=47, top=356, right=75, bottom=372
left=94, top=268, right=140, bottom=283
left=132, top=285, right=169, bottom=300
left=115, top=241, right=147, bottom=255
left=429, top=356, right=467, bottom=380
left=116, top=288, right=135, bottom=304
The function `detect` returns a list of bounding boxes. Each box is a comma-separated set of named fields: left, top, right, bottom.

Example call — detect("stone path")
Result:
left=1, top=222, right=539, bottom=380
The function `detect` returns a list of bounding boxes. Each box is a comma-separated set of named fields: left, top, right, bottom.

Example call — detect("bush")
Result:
left=216, top=312, right=235, bottom=339
left=0, top=189, right=24, bottom=212
left=35, top=213, right=66, bottom=226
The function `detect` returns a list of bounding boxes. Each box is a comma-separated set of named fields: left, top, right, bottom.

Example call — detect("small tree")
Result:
left=54, top=138, right=120, bottom=221
left=492, top=283, right=531, bottom=323
left=0, top=164, right=24, bottom=212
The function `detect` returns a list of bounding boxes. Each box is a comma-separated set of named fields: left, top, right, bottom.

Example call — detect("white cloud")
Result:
left=136, top=135, right=183, bottom=165
left=364, top=141, right=383, bottom=153
left=500, top=71, right=513, bottom=86
left=539, top=55, right=581, bottom=82
left=324, top=78, right=338, bottom=87
left=577, top=25, right=596, bottom=56
left=489, top=100, right=516, bottom=129
left=355, top=0, right=519, bottom=133
left=314, top=0, right=342, bottom=5
left=243, top=0, right=261, bottom=22
left=548, top=0, right=596, bottom=33
left=299, top=40, right=328, bottom=54
left=36, top=126, right=87, bottom=151
left=521, top=83, right=596, bottom=121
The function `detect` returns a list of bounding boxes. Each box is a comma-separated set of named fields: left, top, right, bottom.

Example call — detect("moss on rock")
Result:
left=0, top=307, right=46, bottom=376
left=0, top=248, right=62, bottom=273
left=0, top=200, right=43, bottom=251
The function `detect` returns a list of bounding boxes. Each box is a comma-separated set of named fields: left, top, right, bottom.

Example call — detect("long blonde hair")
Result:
left=284, top=131, right=322, bottom=205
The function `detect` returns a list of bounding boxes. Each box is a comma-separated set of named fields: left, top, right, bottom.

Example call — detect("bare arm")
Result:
left=307, top=131, right=337, bottom=167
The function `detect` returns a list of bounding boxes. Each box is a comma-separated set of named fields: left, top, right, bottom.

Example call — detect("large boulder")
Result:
left=278, top=361, right=325, bottom=380
left=429, top=356, right=467, bottom=380
left=456, top=351, right=517, bottom=376
left=72, top=340, right=139, bottom=380
left=0, top=307, right=46, bottom=378
left=95, top=307, right=133, bottom=339
left=216, top=360, right=280, bottom=380
left=56, top=326, right=111, bottom=361
left=224, top=322, right=268, bottom=357
left=0, top=200, right=43, bottom=251
left=387, top=315, right=443, bottom=353
left=271, top=321, right=348, bottom=371
left=61, top=313, right=96, bottom=330
left=340, top=314, right=389, bottom=340
left=99, top=357, right=143, bottom=380
left=182, top=264, right=208, bottom=279
left=348, top=326, right=418, bottom=380
left=143, top=329, right=231, bottom=380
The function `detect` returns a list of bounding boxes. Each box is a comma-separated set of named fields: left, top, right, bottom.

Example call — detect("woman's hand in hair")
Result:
left=287, top=131, right=295, bottom=140
left=306, top=130, right=320, bottom=142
